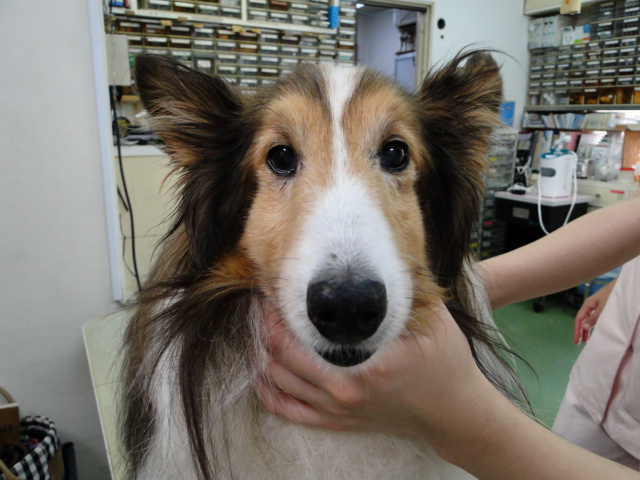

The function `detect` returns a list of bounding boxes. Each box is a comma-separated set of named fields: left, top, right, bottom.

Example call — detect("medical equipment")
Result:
left=537, top=135, right=578, bottom=235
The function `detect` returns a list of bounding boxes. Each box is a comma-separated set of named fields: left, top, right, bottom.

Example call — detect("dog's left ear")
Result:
left=415, top=50, right=503, bottom=290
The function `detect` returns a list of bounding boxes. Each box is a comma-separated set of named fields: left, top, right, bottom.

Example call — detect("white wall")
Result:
left=357, top=9, right=400, bottom=77
left=0, top=2, right=116, bottom=480
left=357, top=0, right=529, bottom=128
left=429, top=0, right=530, bottom=129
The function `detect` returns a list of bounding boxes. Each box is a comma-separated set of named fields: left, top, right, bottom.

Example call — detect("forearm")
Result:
left=429, top=376, right=640, bottom=480
left=482, top=195, right=640, bottom=310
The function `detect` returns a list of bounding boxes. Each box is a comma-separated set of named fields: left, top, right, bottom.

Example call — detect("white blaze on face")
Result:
left=277, top=66, right=413, bottom=363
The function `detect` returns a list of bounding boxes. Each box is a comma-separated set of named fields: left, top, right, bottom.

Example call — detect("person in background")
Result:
left=257, top=195, right=640, bottom=480
left=552, top=255, right=640, bottom=470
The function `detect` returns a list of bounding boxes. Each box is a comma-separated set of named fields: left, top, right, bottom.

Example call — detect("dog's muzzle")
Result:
left=306, top=277, right=387, bottom=367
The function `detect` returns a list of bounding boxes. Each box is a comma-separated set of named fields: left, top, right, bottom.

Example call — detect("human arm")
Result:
left=257, top=302, right=640, bottom=480
left=481, top=195, right=640, bottom=310
left=574, top=278, right=617, bottom=344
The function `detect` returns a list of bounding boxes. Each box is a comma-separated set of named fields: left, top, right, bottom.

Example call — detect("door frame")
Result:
left=358, top=0, right=433, bottom=88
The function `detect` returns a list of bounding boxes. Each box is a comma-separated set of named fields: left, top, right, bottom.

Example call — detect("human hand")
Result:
left=255, top=299, right=500, bottom=461
left=574, top=279, right=616, bottom=344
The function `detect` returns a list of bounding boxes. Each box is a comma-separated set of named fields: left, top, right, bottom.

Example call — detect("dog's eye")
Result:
left=267, top=145, right=297, bottom=177
left=379, top=141, right=409, bottom=172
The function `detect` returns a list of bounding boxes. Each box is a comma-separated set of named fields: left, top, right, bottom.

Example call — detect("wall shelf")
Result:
left=526, top=104, right=640, bottom=112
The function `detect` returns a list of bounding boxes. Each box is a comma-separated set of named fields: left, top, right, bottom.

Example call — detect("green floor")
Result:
left=494, top=294, right=585, bottom=427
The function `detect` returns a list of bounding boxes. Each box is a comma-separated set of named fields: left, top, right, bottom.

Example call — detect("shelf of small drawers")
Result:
left=528, top=37, right=640, bottom=106
left=114, top=11, right=356, bottom=90
left=135, top=0, right=357, bottom=31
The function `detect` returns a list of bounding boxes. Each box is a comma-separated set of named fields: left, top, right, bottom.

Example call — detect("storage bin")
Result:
left=240, top=78, right=259, bottom=89
left=249, top=0, right=267, bottom=7
left=217, top=40, right=237, bottom=51
left=146, top=36, right=169, bottom=48
left=568, top=89, right=584, bottom=104
left=281, top=34, right=300, bottom=45
left=216, top=28, right=235, bottom=39
left=217, top=53, right=237, bottom=64
left=237, top=31, right=259, bottom=43
left=194, top=39, right=215, bottom=50
left=170, top=38, right=192, bottom=49
left=196, top=58, right=213, bottom=73
left=220, top=0, right=241, bottom=5
left=248, top=9, right=268, bottom=21
left=340, top=6, right=356, bottom=17
left=173, top=1, right=196, bottom=13
left=198, top=4, right=219, bottom=14
left=117, top=20, right=142, bottom=33
left=143, top=23, right=167, bottom=35
left=616, top=86, right=633, bottom=103
left=220, top=6, right=241, bottom=17
left=172, top=50, right=193, bottom=65
left=259, top=44, right=279, bottom=55
left=338, top=40, right=355, bottom=50
left=290, top=3, right=309, bottom=13
left=619, top=66, right=635, bottom=77
left=169, top=25, right=192, bottom=36
left=260, top=55, right=279, bottom=66
left=280, top=46, right=299, bottom=56
left=240, top=66, right=259, bottom=76
left=194, top=27, right=215, bottom=37
left=218, top=65, right=237, bottom=75
left=269, top=11, right=289, bottom=22
left=300, top=47, right=318, bottom=57
left=260, top=67, right=279, bottom=77
left=269, top=0, right=289, bottom=10
left=238, top=43, right=259, bottom=53
left=619, top=55, right=636, bottom=66
left=260, top=32, right=280, bottom=43
left=337, top=50, right=355, bottom=62
left=291, top=14, right=309, bottom=25
left=238, top=54, right=259, bottom=64
left=126, top=35, right=143, bottom=47
left=300, top=35, right=319, bottom=47
left=280, top=57, right=298, bottom=68
left=338, top=28, right=357, bottom=41
left=148, top=0, right=171, bottom=10
left=584, top=88, right=598, bottom=104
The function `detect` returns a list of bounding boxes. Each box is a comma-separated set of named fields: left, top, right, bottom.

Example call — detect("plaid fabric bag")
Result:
left=0, top=416, right=60, bottom=480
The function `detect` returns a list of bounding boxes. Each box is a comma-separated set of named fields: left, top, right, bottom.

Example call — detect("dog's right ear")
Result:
left=135, top=54, right=246, bottom=168
left=135, top=55, right=257, bottom=273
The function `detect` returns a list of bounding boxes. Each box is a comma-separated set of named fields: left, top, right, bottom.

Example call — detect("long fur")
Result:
left=122, top=50, right=527, bottom=480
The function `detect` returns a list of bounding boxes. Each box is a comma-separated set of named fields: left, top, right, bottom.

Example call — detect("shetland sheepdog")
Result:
left=123, top=51, right=524, bottom=479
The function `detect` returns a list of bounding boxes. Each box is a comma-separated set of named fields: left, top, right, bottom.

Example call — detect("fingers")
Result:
left=255, top=374, right=323, bottom=427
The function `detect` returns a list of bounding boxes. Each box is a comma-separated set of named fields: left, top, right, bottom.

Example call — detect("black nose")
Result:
left=306, top=278, right=387, bottom=343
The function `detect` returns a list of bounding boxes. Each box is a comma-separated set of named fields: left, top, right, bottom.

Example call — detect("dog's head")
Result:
left=135, top=52, right=502, bottom=368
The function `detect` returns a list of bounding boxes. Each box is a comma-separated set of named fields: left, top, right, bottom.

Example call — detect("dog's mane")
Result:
left=122, top=50, right=528, bottom=480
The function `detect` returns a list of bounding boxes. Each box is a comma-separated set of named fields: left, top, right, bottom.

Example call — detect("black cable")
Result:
left=110, top=85, right=142, bottom=292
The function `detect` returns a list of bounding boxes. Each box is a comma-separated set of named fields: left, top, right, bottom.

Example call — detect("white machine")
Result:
left=537, top=135, right=578, bottom=234
left=538, top=147, right=577, bottom=198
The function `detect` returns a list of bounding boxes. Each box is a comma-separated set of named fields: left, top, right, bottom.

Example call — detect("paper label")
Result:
left=0, top=403, right=20, bottom=443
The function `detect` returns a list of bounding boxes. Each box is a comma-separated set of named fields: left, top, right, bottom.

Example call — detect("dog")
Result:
left=122, top=51, right=525, bottom=479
